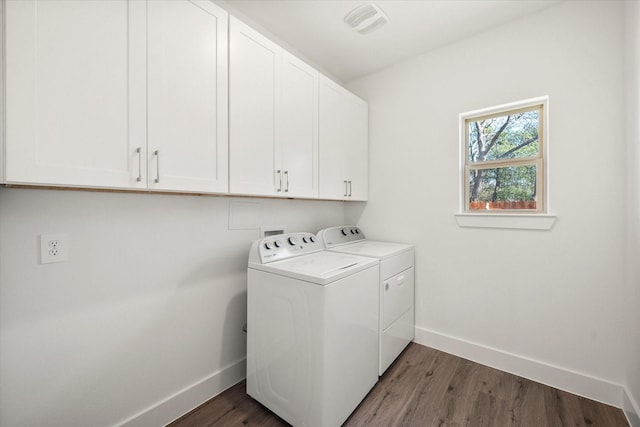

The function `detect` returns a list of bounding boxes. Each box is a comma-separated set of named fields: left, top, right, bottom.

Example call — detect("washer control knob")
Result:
left=302, top=237, right=309, bottom=243
left=274, top=240, right=282, bottom=248
left=354, top=228, right=360, bottom=234
left=309, top=236, right=316, bottom=243
left=264, top=242, right=273, bottom=250
left=288, top=237, right=297, bottom=246
left=350, top=228, right=356, bottom=234
left=341, top=228, right=348, bottom=236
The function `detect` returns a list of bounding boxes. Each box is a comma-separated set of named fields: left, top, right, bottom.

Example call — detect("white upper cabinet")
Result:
left=4, top=0, right=147, bottom=189
left=229, top=17, right=318, bottom=198
left=147, top=0, right=228, bottom=193
left=229, top=17, right=280, bottom=196
left=4, top=0, right=228, bottom=194
left=4, top=2, right=365, bottom=200
left=279, top=52, right=319, bottom=198
left=319, top=76, right=368, bottom=201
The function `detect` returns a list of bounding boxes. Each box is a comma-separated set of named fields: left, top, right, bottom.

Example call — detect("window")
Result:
left=461, top=97, right=547, bottom=213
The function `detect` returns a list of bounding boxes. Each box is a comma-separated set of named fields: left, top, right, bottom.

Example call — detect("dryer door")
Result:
left=382, top=267, right=414, bottom=330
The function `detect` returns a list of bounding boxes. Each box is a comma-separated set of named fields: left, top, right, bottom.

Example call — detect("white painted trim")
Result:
left=454, top=213, right=557, bottom=230
left=414, top=326, right=624, bottom=408
left=624, top=387, right=640, bottom=427
left=460, top=95, right=550, bottom=124
left=458, top=95, right=551, bottom=216
left=117, top=358, right=246, bottom=427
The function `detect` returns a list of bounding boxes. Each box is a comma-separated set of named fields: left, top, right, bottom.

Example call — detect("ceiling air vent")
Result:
left=344, top=3, right=388, bottom=34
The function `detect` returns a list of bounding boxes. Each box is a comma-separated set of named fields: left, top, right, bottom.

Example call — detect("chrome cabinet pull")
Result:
left=276, top=170, right=282, bottom=192
left=154, top=150, right=160, bottom=183
left=135, top=147, right=142, bottom=182
left=284, top=171, right=289, bottom=192
left=344, top=180, right=348, bottom=197
left=348, top=180, right=352, bottom=197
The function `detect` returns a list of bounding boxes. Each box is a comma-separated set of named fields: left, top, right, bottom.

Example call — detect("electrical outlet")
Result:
left=40, top=234, right=69, bottom=264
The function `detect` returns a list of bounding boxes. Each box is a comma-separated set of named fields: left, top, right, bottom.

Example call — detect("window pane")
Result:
left=467, top=109, right=539, bottom=163
left=468, top=165, right=537, bottom=210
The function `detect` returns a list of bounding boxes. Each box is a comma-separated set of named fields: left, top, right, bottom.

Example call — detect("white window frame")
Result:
left=455, top=96, right=556, bottom=230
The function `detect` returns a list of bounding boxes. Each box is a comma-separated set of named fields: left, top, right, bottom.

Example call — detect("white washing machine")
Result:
left=317, top=226, right=415, bottom=376
left=247, top=232, right=380, bottom=427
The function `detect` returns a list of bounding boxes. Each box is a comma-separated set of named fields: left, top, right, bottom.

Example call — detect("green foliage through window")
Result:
left=467, top=110, right=539, bottom=163
left=463, top=102, right=544, bottom=212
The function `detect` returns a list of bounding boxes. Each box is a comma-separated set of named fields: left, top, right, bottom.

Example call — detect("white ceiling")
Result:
left=224, top=0, right=562, bottom=82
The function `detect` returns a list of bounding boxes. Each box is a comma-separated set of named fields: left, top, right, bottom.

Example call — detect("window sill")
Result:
left=454, top=213, right=557, bottom=230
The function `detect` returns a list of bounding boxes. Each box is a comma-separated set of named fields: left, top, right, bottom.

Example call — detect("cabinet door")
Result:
left=319, top=76, right=368, bottom=201
left=147, top=0, right=228, bottom=193
left=229, top=17, right=281, bottom=196
left=344, top=94, right=369, bottom=201
left=5, top=0, right=146, bottom=189
left=279, top=52, right=318, bottom=198
left=319, top=76, right=350, bottom=200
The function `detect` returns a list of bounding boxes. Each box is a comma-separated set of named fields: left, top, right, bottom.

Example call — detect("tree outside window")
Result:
left=462, top=98, right=547, bottom=212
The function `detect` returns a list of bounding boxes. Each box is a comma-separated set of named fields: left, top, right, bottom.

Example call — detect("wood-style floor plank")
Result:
left=168, top=343, right=629, bottom=427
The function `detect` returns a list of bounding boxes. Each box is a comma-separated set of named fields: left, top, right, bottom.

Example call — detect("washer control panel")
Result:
left=257, top=232, right=322, bottom=263
left=320, top=226, right=366, bottom=247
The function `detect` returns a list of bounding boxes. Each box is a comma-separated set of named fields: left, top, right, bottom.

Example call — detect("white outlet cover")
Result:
left=40, top=234, right=69, bottom=264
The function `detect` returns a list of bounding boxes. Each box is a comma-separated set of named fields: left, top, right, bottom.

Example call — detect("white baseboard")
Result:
left=117, top=358, right=246, bottom=427
left=112, top=333, right=637, bottom=427
left=414, top=327, right=624, bottom=408
left=624, top=387, right=640, bottom=427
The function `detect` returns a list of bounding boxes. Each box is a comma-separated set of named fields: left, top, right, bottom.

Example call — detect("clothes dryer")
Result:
left=247, top=232, right=379, bottom=427
left=317, top=226, right=415, bottom=376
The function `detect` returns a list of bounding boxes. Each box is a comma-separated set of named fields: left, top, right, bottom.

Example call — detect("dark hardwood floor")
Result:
left=169, top=343, right=629, bottom=427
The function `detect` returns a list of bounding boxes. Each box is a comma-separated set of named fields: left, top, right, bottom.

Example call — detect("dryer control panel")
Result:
left=318, top=226, right=366, bottom=248
left=250, top=232, right=323, bottom=264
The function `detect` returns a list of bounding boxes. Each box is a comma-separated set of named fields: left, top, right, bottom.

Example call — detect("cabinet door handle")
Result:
left=348, top=180, right=352, bottom=197
left=276, top=170, right=282, bottom=192
left=154, top=150, right=160, bottom=183
left=344, top=180, right=348, bottom=197
left=135, top=147, right=142, bottom=182
left=284, top=171, right=289, bottom=193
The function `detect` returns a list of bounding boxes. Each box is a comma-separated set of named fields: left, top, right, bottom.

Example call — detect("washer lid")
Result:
left=249, top=251, right=378, bottom=285
left=327, top=240, right=413, bottom=260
